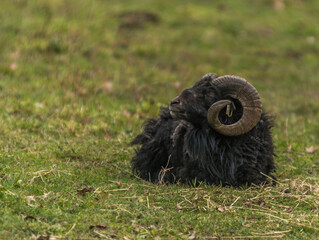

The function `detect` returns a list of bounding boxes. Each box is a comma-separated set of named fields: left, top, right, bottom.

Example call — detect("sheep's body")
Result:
left=131, top=74, right=275, bottom=186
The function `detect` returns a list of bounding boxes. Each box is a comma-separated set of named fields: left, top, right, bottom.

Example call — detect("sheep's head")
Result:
left=169, top=73, right=262, bottom=136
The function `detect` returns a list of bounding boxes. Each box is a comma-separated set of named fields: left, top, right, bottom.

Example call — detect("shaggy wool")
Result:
left=131, top=74, right=275, bottom=186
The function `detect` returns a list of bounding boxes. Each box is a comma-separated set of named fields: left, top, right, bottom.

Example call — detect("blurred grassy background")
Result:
left=0, top=0, right=318, bottom=239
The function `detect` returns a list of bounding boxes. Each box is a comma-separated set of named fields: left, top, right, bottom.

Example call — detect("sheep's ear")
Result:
left=201, top=73, right=218, bottom=81
left=194, top=73, right=219, bottom=88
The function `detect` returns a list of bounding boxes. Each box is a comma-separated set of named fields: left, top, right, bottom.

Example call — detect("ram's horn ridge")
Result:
left=207, top=75, right=262, bottom=136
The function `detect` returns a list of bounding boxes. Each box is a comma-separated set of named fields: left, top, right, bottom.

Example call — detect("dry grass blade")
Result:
left=158, top=155, right=173, bottom=184
left=205, top=234, right=285, bottom=239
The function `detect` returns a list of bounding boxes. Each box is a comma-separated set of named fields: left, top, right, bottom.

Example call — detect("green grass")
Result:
left=0, top=0, right=319, bottom=239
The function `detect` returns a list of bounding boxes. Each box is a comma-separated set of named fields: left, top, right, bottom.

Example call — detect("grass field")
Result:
left=0, top=0, right=319, bottom=239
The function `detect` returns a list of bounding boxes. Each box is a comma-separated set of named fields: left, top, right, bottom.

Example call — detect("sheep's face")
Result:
left=169, top=76, right=219, bottom=126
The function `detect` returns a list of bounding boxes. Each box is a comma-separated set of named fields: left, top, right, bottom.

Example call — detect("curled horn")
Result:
left=207, top=75, right=262, bottom=136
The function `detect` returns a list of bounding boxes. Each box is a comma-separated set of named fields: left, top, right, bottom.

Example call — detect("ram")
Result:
left=131, top=73, right=275, bottom=186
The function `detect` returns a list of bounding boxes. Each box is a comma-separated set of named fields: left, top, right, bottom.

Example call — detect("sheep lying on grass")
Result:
left=131, top=73, right=275, bottom=186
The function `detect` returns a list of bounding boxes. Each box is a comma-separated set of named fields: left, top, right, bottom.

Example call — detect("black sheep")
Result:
left=131, top=73, right=275, bottom=186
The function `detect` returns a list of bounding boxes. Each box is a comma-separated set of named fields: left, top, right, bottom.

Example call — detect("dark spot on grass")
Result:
left=24, top=215, right=37, bottom=221
left=285, top=50, right=303, bottom=59
left=46, top=40, right=65, bottom=54
left=284, top=189, right=290, bottom=193
left=55, top=150, right=85, bottom=161
left=77, top=187, right=96, bottom=196
left=118, top=11, right=160, bottom=30
left=36, top=236, right=50, bottom=240
left=217, top=3, right=227, bottom=10
left=89, top=224, right=107, bottom=230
